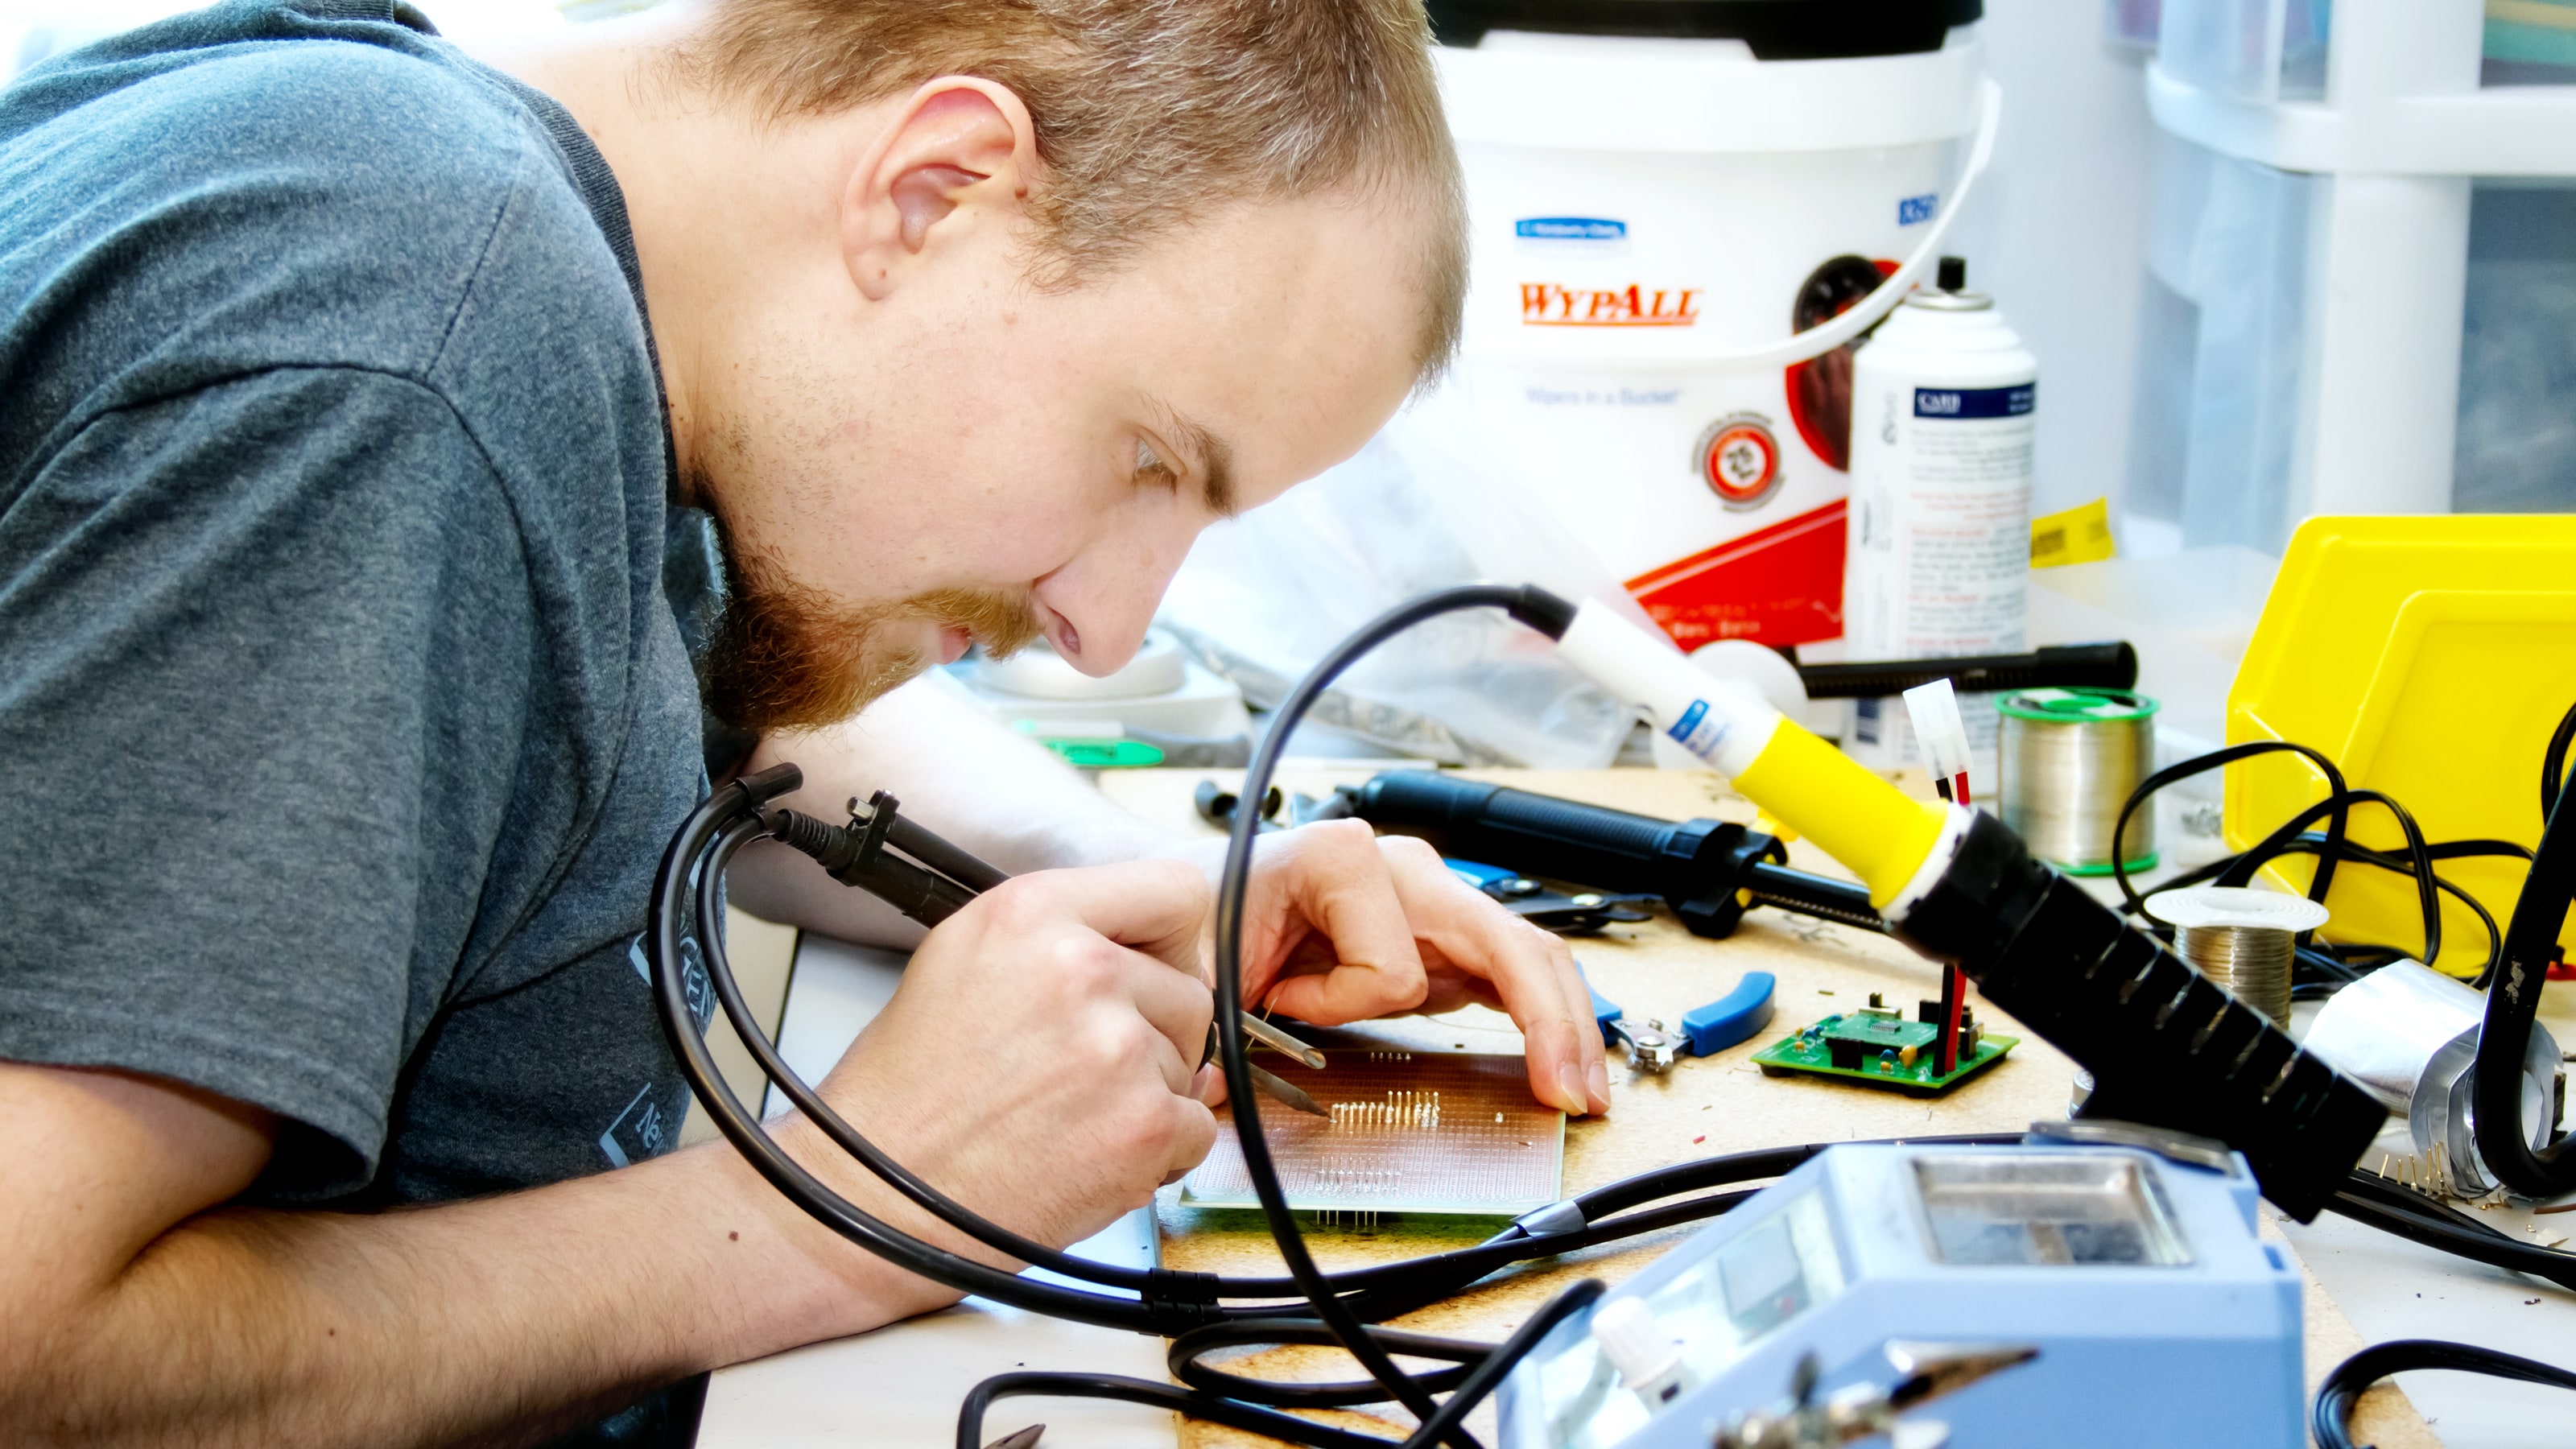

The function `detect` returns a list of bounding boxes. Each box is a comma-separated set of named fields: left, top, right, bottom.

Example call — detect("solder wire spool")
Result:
left=1996, top=686, right=2160, bottom=874
left=2144, top=886, right=2331, bottom=1029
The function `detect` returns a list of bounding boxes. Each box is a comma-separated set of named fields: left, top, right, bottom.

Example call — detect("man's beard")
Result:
left=701, top=538, right=1043, bottom=733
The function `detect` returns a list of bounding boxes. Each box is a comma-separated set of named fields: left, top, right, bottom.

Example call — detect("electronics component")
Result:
left=1498, top=1141, right=2308, bottom=1449
left=1751, top=995, right=2016, bottom=1096
left=1179, top=1050, right=1566, bottom=1219
left=1900, top=679, right=1975, bottom=1073
left=1901, top=679, right=1972, bottom=807
left=1344, top=773, right=1885, bottom=940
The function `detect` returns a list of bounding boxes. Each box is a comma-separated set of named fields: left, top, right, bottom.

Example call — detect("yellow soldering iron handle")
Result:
left=1550, top=599, right=1950, bottom=908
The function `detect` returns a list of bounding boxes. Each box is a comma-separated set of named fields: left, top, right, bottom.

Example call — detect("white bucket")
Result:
left=1423, top=9, right=1996, bottom=654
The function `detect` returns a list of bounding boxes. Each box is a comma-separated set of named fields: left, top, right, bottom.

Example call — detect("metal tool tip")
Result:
left=984, top=1425, right=1044, bottom=1449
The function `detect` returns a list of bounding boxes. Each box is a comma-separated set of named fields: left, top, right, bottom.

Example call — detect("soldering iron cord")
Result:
left=1207, top=584, right=1579, bottom=1446
left=2313, top=1340, right=2576, bottom=1449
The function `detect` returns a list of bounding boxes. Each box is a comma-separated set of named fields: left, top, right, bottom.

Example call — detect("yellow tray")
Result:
left=2227, top=514, right=2576, bottom=972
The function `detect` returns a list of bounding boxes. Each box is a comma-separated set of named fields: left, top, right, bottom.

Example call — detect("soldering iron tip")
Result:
left=984, top=1426, right=1045, bottom=1449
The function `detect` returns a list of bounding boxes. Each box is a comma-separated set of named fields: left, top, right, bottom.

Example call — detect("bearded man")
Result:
left=0, top=2, right=1608, bottom=1445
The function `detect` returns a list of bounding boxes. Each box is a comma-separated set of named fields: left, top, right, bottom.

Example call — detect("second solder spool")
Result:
left=2144, top=886, right=2330, bottom=1028
left=1996, top=686, right=2157, bottom=874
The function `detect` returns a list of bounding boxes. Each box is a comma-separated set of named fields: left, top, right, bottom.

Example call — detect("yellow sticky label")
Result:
left=2030, top=497, right=2115, bottom=568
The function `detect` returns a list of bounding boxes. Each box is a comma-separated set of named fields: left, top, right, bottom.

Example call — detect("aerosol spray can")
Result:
left=1841, top=257, right=2038, bottom=792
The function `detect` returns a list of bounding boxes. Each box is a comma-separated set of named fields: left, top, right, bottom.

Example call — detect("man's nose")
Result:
left=1034, top=522, right=1198, bottom=678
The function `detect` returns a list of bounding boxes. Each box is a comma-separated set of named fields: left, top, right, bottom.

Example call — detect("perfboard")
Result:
left=1180, top=1048, right=1564, bottom=1220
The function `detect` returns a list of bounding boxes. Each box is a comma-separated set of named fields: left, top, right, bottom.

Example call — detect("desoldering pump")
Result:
left=1525, top=594, right=2388, bottom=1220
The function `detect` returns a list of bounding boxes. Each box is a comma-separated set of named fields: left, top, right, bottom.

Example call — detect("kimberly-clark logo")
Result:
left=1515, top=216, right=1629, bottom=254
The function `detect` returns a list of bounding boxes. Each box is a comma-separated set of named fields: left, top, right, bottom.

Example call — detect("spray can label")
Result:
left=1843, top=320, right=2037, bottom=790
left=1850, top=382, right=2034, bottom=656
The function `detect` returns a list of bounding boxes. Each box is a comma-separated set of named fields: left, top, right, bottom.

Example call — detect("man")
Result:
left=0, top=1, right=1611, bottom=1445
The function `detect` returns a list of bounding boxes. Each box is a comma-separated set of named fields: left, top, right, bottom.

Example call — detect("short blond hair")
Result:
left=687, top=0, right=1466, bottom=378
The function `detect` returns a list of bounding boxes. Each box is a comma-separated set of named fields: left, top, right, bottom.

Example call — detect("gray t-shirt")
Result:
left=0, top=0, right=716, bottom=1208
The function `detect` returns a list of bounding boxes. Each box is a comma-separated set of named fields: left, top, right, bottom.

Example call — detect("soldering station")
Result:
left=659, top=541, right=2576, bottom=1447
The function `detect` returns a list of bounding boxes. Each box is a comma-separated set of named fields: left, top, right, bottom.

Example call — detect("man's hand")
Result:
left=1213, top=820, right=1612, bottom=1118
left=799, top=858, right=1220, bottom=1260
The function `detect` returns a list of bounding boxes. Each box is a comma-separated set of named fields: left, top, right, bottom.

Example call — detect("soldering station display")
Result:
left=652, top=582, right=2576, bottom=1449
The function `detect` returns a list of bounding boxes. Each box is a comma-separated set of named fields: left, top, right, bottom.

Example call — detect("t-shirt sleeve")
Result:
left=0, top=365, right=536, bottom=1199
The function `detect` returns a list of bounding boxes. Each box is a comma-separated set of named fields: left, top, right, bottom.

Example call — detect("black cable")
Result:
left=2313, top=1340, right=2576, bottom=1449
left=956, top=1373, right=1400, bottom=1449
left=2214, top=788, right=2443, bottom=968
left=1208, top=584, right=1577, bottom=1446
left=1391, top=1279, right=1604, bottom=1449
left=1170, top=1321, right=1490, bottom=1408
left=2543, top=699, right=2576, bottom=822
left=2244, top=837, right=2504, bottom=986
left=2326, top=1174, right=2576, bottom=1293
left=2474, top=696, right=2576, bottom=1198
left=2111, top=741, right=2351, bottom=921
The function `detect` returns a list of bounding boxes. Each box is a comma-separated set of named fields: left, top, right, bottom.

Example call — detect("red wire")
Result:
left=1941, top=773, right=1971, bottom=1072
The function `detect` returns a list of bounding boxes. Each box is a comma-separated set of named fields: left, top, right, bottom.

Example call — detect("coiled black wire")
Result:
left=2312, top=1340, right=2576, bottom=1449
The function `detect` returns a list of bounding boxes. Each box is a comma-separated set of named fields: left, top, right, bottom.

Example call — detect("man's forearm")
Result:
left=727, top=672, right=1177, bottom=942
left=14, top=1137, right=952, bottom=1449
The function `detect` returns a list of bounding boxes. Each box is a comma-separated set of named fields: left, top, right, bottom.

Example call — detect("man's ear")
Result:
left=844, top=77, right=1037, bottom=302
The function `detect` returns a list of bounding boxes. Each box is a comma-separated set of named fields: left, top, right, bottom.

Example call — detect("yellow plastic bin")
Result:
left=2227, top=515, right=2576, bottom=973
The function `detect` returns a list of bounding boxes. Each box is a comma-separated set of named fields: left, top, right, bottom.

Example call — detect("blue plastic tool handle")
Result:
left=1444, top=857, right=1518, bottom=890
left=1680, top=972, right=1776, bottom=1057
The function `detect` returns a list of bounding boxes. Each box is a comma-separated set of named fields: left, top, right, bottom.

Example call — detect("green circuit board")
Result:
left=1751, top=1005, right=2017, bottom=1096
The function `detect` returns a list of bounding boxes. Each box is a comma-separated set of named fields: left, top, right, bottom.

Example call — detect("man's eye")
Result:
left=1134, top=438, right=1174, bottom=483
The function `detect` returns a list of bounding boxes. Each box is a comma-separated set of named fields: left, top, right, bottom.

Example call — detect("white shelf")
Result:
left=2151, top=62, right=2576, bottom=177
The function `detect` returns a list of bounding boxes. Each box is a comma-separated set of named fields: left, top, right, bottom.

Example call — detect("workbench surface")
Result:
left=1092, top=766, right=2442, bottom=1449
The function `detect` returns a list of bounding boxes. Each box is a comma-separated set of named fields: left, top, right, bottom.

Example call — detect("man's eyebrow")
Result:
left=1172, top=415, right=1238, bottom=519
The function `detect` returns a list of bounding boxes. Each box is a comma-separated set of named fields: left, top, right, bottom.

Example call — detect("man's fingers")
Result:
left=1113, top=947, right=1216, bottom=1092
left=1158, top=1096, right=1219, bottom=1185
left=1379, top=838, right=1607, bottom=1117
left=1245, top=820, right=1429, bottom=1025
left=1010, top=858, right=1211, bottom=976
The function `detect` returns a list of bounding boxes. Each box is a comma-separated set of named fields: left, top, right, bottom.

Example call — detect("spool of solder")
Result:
left=1996, top=686, right=2158, bottom=874
left=2145, top=886, right=2330, bottom=1028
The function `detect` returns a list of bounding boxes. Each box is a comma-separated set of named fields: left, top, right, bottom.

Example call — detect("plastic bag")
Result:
left=1157, top=391, right=1652, bottom=768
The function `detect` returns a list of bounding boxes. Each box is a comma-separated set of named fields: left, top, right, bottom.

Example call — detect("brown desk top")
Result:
left=1097, top=766, right=2436, bottom=1449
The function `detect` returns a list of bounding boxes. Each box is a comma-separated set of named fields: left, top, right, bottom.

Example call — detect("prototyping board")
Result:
left=1751, top=1004, right=2018, bottom=1096
left=1180, top=1050, right=1564, bottom=1219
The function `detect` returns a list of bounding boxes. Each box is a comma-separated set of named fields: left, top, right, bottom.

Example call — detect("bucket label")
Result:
left=1520, top=283, right=1700, bottom=328
left=1913, top=384, right=2035, bottom=419
left=1626, top=498, right=1848, bottom=649
left=1897, top=193, right=1940, bottom=226
left=1515, top=216, right=1627, bottom=244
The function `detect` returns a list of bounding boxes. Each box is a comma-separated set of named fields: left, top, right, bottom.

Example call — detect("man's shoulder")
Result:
left=0, top=23, right=628, bottom=407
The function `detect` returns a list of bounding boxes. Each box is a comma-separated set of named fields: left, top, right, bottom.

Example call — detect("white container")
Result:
left=1840, top=262, right=2037, bottom=785
left=1424, top=5, right=1997, bottom=654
